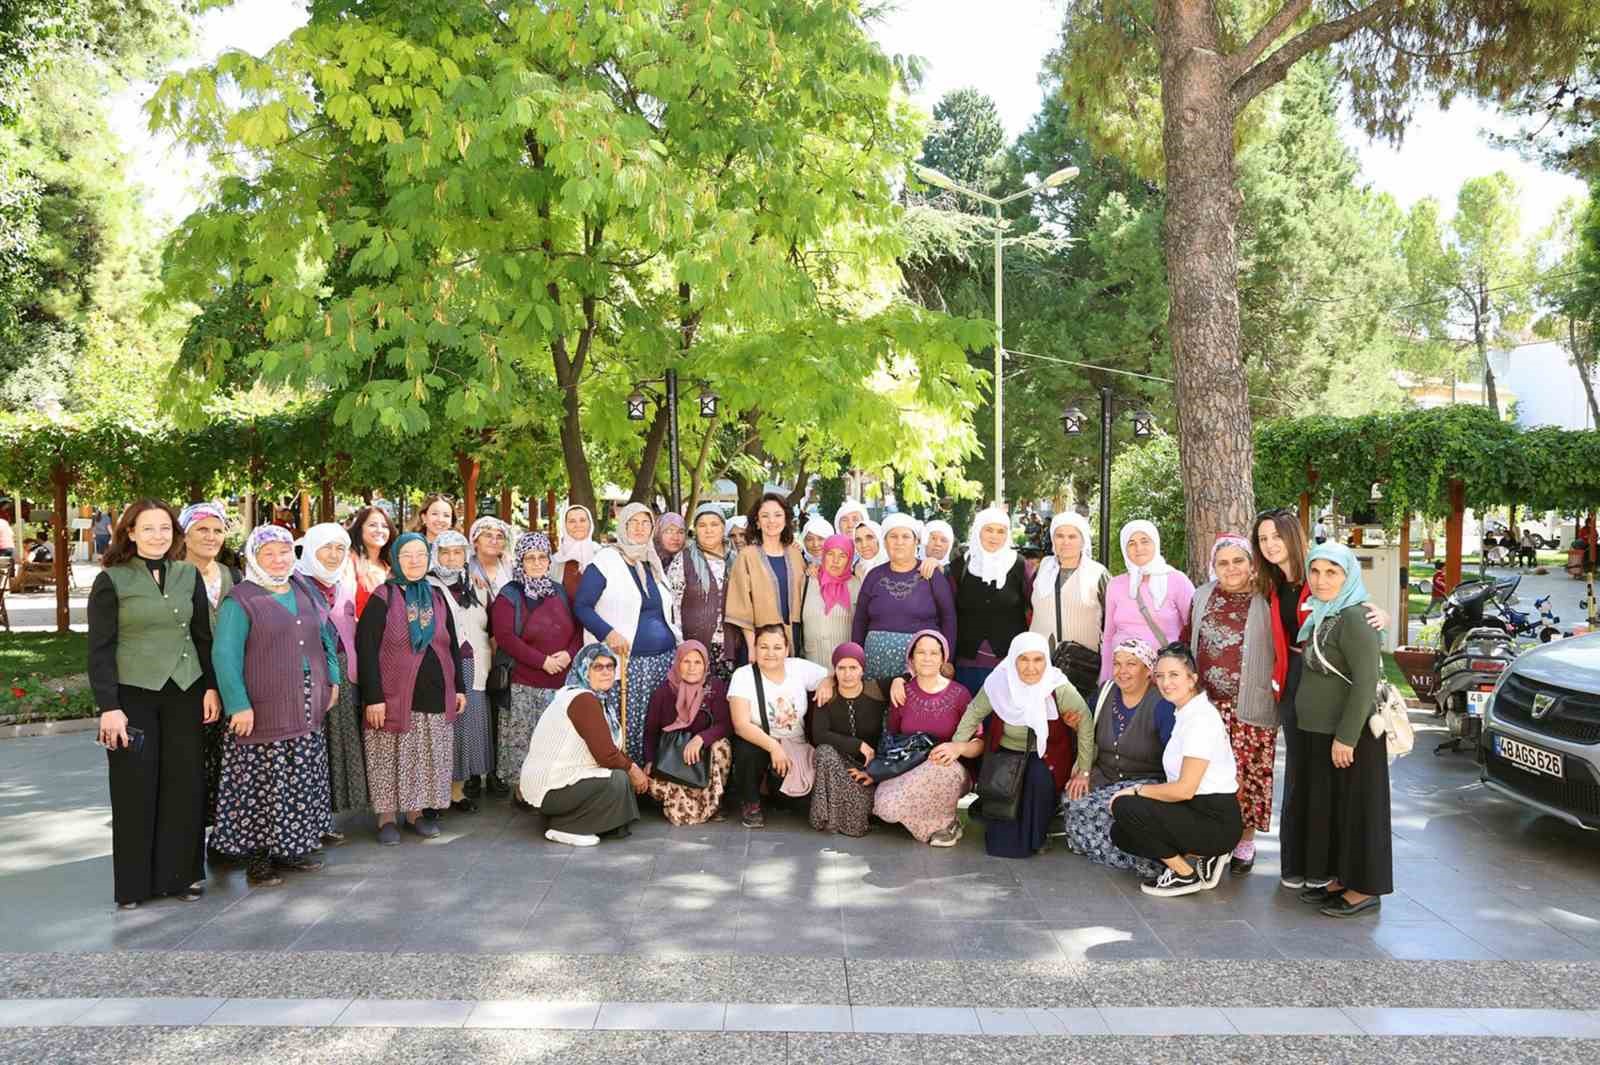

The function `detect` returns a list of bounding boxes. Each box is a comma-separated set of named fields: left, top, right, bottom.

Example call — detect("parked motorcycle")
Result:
left=1433, top=577, right=1521, bottom=756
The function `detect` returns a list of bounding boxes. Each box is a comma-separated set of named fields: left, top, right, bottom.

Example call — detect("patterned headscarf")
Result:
left=565, top=642, right=623, bottom=740
left=388, top=531, right=438, bottom=652
left=614, top=501, right=666, bottom=582
left=178, top=500, right=229, bottom=533
left=654, top=512, right=686, bottom=571
left=1111, top=637, right=1158, bottom=671
left=1208, top=532, right=1254, bottom=583
left=514, top=531, right=559, bottom=607
left=468, top=516, right=514, bottom=596
left=429, top=529, right=478, bottom=608
left=684, top=503, right=727, bottom=591
left=243, top=524, right=295, bottom=591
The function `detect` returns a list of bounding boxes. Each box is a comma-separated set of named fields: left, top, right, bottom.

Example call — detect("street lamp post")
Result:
left=1060, top=388, right=1156, bottom=566
left=627, top=372, right=719, bottom=513
left=914, top=162, right=1079, bottom=508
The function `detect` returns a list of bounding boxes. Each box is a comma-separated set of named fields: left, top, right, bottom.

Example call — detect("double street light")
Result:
left=913, top=161, right=1079, bottom=508
left=626, top=372, right=720, bottom=513
left=1060, top=387, right=1156, bottom=567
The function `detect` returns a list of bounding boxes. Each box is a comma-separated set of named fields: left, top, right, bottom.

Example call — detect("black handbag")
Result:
left=652, top=726, right=711, bottom=789
left=975, top=742, right=1031, bottom=822
left=864, top=730, right=936, bottom=783
left=1047, top=574, right=1103, bottom=704
left=487, top=586, right=524, bottom=694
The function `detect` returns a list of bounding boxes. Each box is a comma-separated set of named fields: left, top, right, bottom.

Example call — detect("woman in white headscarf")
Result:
left=429, top=530, right=494, bottom=812
left=833, top=501, right=869, bottom=543
left=726, top=515, right=749, bottom=551
left=293, top=522, right=368, bottom=834
left=949, top=507, right=1031, bottom=696
left=572, top=502, right=681, bottom=765
left=920, top=520, right=956, bottom=571
left=800, top=514, right=835, bottom=569
left=947, top=632, right=1094, bottom=858
left=468, top=516, right=515, bottom=601
left=552, top=504, right=599, bottom=600
left=1099, top=520, right=1196, bottom=683
left=1029, top=511, right=1111, bottom=703
left=852, top=518, right=886, bottom=576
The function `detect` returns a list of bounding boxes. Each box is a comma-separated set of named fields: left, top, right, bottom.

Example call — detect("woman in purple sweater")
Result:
left=491, top=533, right=583, bottom=803
left=851, top=516, right=956, bottom=683
left=642, top=640, right=733, bottom=825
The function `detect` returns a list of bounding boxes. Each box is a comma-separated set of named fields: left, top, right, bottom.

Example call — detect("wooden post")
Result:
left=50, top=461, right=70, bottom=633
left=458, top=453, right=480, bottom=529
left=1444, top=478, right=1465, bottom=592
left=499, top=487, right=512, bottom=523
left=298, top=492, right=312, bottom=533
left=1397, top=512, right=1411, bottom=639
left=527, top=496, right=537, bottom=530
left=1297, top=491, right=1311, bottom=540
left=546, top=490, right=557, bottom=532
left=319, top=477, right=334, bottom=523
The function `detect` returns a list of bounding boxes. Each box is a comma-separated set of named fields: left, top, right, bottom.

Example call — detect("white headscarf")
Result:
left=834, top=500, right=869, bottom=532
left=801, top=515, right=835, bottom=563
left=965, top=506, right=1018, bottom=589
left=1036, top=511, right=1108, bottom=606
left=1119, top=519, right=1174, bottom=608
left=295, top=522, right=354, bottom=591
left=853, top=518, right=886, bottom=572
left=468, top=516, right=515, bottom=595
left=551, top=504, right=599, bottom=572
left=920, top=519, right=955, bottom=565
left=879, top=512, right=922, bottom=563
left=981, top=632, right=1069, bottom=757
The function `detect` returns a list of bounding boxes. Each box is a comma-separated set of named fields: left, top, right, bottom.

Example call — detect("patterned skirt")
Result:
left=863, top=630, right=917, bottom=683
left=621, top=650, right=675, bottom=767
left=364, top=712, right=453, bottom=815
left=646, top=737, right=732, bottom=826
left=203, top=719, right=225, bottom=828
left=210, top=673, right=332, bottom=861
left=873, top=759, right=969, bottom=843
left=453, top=658, right=493, bottom=780
left=809, top=744, right=874, bottom=836
left=324, top=645, right=368, bottom=816
left=1063, top=778, right=1163, bottom=880
left=499, top=684, right=558, bottom=782
left=1217, top=698, right=1277, bottom=833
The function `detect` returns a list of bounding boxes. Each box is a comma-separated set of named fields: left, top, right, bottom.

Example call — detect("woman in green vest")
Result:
left=89, top=499, right=223, bottom=909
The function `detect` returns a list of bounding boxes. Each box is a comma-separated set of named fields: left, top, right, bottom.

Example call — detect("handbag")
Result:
left=975, top=744, right=1030, bottom=822
left=1047, top=569, right=1103, bottom=700
left=751, top=665, right=789, bottom=797
left=487, top=586, right=526, bottom=694
left=652, top=724, right=711, bottom=789
left=864, top=730, right=937, bottom=783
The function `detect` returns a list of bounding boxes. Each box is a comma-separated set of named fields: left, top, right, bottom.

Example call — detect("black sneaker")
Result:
left=741, top=803, right=765, bottom=829
left=246, top=857, right=284, bottom=887
left=1140, top=864, right=1206, bottom=897
left=463, top=776, right=483, bottom=798
left=486, top=775, right=510, bottom=797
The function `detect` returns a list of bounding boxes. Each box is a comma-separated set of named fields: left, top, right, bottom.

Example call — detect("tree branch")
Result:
left=1229, top=0, right=1402, bottom=112
left=1228, top=0, right=1312, bottom=82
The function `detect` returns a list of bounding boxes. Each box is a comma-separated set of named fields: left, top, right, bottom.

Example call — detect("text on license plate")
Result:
left=1466, top=690, right=1491, bottom=717
left=1494, top=734, right=1565, bottom=778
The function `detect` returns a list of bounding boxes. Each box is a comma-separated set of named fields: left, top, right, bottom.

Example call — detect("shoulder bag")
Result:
left=975, top=728, right=1032, bottom=822
left=651, top=711, right=712, bottom=789
left=864, top=730, right=937, bottom=782
left=487, top=585, right=525, bottom=695
left=1309, top=617, right=1414, bottom=761
left=1049, top=574, right=1103, bottom=703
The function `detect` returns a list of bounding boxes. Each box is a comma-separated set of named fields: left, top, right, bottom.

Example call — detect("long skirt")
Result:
left=210, top=674, right=331, bottom=861
left=1278, top=656, right=1308, bottom=876
left=202, top=719, right=225, bottom=828
left=106, top=680, right=207, bottom=905
left=809, top=745, right=874, bottom=836
left=873, top=759, right=969, bottom=843
left=364, top=713, right=453, bottom=815
left=324, top=645, right=368, bottom=816
left=980, top=752, right=1057, bottom=859
left=863, top=630, right=916, bottom=683
left=1216, top=698, right=1276, bottom=833
left=1295, top=726, right=1394, bottom=896
left=499, top=684, right=559, bottom=781
left=622, top=650, right=674, bottom=766
left=647, top=738, right=732, bottom=826
left=538, top=770, right=639, bottom=836
left=1063, top=778, right=1163, bottom=880
left=453, top=668, right=494, bottom=780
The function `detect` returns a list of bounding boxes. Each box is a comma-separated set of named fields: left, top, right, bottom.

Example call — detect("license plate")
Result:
left=1466, top=690, right=1491, bottom=718
left=1493, top=734, right=1565, bottom=778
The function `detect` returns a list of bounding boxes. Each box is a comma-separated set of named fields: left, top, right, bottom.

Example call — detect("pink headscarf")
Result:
left=664, top=640, right=710, bottom=732
left=817, top=533, right=855, bottom=614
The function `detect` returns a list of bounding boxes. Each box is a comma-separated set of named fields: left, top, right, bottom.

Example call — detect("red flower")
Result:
left=10, top=687, right=25, bottom=699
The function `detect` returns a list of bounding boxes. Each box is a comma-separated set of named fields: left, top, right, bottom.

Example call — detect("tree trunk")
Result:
left=1569, top=317, right=1600, bottom=428
left=558, top=374, right=596, bottom=515
left=685, top=416, right=718, bottom=517
left=457, top=451, right=480, bottom=529
left=1476, top=291, right=1498, bottom=415
left=629, top=406, right=670, bottom=505
left=1157, top=0, right=1257, bottom=579
left=51, top=461, right=70, bottom=633
left=499, top=486, right=512, bottom=523
left=319, top=476, right=334, bottom=523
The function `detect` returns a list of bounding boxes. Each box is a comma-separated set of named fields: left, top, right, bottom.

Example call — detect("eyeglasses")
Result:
left=589, top=661, right=618, bottom=673
left=1254, top=507, right=1294, bottom=522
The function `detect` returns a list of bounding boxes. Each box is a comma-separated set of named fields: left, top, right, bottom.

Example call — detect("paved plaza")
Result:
left=3, top=697, right=1600, bottom=1063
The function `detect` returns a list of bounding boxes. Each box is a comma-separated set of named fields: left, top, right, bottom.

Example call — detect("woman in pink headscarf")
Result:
left=641, top=641, right=733, bottom=825
left=799, top=533, right=861, bottom=668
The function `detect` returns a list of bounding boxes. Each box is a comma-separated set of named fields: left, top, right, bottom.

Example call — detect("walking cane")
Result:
left=617, top=648, right=630, bottom=750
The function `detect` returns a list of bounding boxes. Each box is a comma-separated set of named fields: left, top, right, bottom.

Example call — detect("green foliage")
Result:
left=918, top=88, right=1008, bottom=190
left=1105, top=432, right=1186, bottom=574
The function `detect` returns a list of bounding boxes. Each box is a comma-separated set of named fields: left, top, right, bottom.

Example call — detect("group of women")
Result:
left=91, top=493, right=1393, bottom=921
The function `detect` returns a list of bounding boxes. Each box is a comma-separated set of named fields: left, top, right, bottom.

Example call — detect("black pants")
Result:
left=1294, top=727, right=1394, bottom=896
left=729, top=735, right=781, bottom=806
left=1278, top=655, right=1307, bottom=876
left=1110, top=791, right=1242, bottom=863
left=107, top=681, right=207, bottom=904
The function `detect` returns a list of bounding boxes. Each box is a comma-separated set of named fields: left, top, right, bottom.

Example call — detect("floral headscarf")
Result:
left=429, top=529, right=478, bottom=608
left=565, top=642, right=623, bottom=740
left=178, top=501, right=228, bottom=533
left=243, top=524, right=295, bottom=591
left=514, top=531, right=560, bottom=607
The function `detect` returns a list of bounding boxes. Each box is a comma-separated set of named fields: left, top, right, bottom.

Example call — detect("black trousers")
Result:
left=1278, top=654, right=1307, bottom=876
left=729, top=735, right=781, bottom=806
left=1294, top=726, right=1394, bottom=896
left=1110, top=791, right=1242, bottom=863
left=107, top=681, right=207, bottom=904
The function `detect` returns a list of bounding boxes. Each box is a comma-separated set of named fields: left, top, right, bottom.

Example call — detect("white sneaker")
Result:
left=928, top=822, right=964, bottom=848
left=1280, top=875, right=1305, bottom=890
left=1140, top=865, right=1207, bottom=897
left=545, top=829, right=600, bottom=847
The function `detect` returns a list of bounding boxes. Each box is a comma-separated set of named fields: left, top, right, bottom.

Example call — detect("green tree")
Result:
left=918, top=88, right=1007, bottom=190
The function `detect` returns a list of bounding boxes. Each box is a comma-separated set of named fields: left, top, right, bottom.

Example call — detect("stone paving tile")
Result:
left=843, top=959, right=1089, bottom=1008
left=0, top=998, right=98, bottom=1026
left=204, top=998, right=352, bottom=1027
left=723, top=1002, right=852, bottom=1032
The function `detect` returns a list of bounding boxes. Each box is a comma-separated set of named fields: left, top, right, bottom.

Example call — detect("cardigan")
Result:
left=355, top=584, right=466, bottom=731
left=951, top=555, right=1032, bottom=662
left=1296, top=604, right=1381, bottom=747
left=724, top=542, right=806, bottom=640
left=519, top=688, right=633, bottom=806
left=490, top=586, right=582, bottom=689
left=428, top=576, right=491, bottom=692
left=799, top=572, right=860, bottom=668
left=574, top=547, right=679, bottom=653
left=1189, top=580, right=1279, bottom=729
left=213, top=582, right=341, bottom=743
left=641, top=680, right=732, bottom=764
left=1099, top=570, right=1196, bottom=682
left=1028, top=564, right=1107, bottom=652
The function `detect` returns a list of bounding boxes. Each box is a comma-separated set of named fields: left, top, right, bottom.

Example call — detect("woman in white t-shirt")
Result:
left=727, top=623, right=829, bottom=828
left=1109, top=642, right=1243, bottom=898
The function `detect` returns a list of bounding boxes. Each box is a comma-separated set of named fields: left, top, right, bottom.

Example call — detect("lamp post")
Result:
left=1060, top=386, right=1156, bottom=566
left=914, top=162, right=1079, bottom=508
left=626, top=371, right=719, bottom=513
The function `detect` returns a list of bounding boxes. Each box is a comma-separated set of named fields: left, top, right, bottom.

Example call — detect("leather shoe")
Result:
left=407, top=816, right=442, bottom=839
left=1321, top=894, right=1381, bottom=918
left=1298, top=884, right=1335, bottom=905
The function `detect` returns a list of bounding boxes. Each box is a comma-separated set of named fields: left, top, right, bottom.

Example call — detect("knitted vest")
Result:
left=518, top=689, right=614, bottom=806
left=1088, top=683, right=1166, bottom=789
left=1028, top=566, right=1105, bottom=651
left=678, top=552, right=734, bottom=660
left=231, top=581, right=334, bottom=744
left=952, top=557, right=1029, bottom=661
left=105, top=562, right=204, bottom=693
left=292, top=572, right=358, bottom=676
left=371, top=584, right=458, bottom=733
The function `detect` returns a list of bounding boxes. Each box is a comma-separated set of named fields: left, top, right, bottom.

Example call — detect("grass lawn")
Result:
left=0, top=631, right=88, bottom=681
